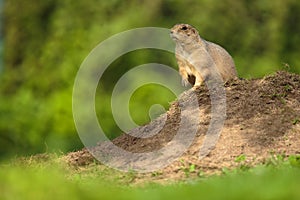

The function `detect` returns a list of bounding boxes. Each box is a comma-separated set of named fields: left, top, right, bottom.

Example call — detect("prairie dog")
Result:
left=170, top=23, right=237, bottom=87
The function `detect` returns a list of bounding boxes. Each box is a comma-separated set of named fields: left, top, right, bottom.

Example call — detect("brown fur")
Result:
left=170, top=23, right=237, bottom=87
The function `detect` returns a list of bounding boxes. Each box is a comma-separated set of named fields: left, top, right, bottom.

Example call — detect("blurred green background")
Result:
left=1, top=0, right=300, bottom=159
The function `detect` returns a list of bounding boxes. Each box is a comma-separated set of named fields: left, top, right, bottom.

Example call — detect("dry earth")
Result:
left=65, top=71, right=300, bottom=182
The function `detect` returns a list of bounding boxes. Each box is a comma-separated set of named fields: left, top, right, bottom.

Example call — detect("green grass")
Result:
left=1, top=155, right=300, bottom=200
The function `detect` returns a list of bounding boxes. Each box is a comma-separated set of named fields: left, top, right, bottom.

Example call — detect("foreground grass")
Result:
left=1, top=155, right=300, bottom=200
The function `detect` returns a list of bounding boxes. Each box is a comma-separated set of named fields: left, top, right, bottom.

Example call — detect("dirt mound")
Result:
left=65, top=71, right=300, bottom=180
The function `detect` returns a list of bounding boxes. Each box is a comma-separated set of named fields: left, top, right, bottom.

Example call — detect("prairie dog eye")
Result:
left=181, top=26, right=188, bottom=30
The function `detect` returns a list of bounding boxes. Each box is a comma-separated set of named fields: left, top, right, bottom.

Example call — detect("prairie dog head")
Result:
left=170, top=24, right=201, bottom=44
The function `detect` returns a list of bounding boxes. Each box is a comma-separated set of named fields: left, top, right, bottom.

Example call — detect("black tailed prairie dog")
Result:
left=170, top=23, right=237, bottom=87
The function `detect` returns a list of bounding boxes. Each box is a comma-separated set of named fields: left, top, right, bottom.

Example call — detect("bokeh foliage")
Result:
left=1, top=155, right=300, bottom=200
left=1, top=0, right=300, bottom=158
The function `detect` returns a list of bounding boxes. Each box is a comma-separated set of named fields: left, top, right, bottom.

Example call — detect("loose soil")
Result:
left=64, top=71, right=300, bottom=183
